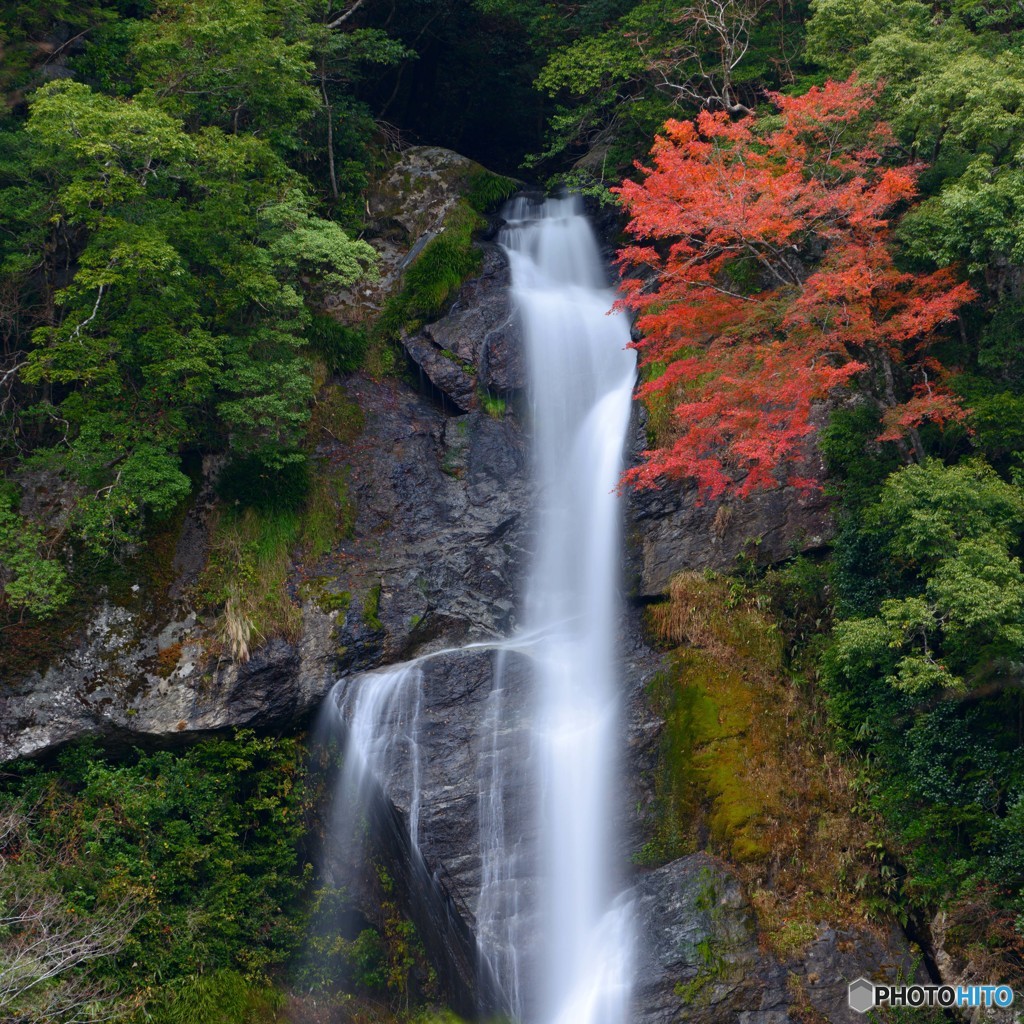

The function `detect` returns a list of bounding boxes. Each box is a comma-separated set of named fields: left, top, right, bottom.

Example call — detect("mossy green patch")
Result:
left=369, top=200, right=486, bottom=375
left=464, top=169, right=518, bottom=213
left=298, top=577, right=352, bottom=616
left=363, top=583, right=383, bottom=630
left=641, top=571, right=887, bottom=959
left=644, top=647, right=769, bottom=866
left=301, top=465, right=357, bottom=561
left=479, top=391, right=507, bottom=418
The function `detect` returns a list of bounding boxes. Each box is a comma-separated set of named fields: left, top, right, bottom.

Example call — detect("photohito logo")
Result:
left=848, top=977, right=1015, bottom=1013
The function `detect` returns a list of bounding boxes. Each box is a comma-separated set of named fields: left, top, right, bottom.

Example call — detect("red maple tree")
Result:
left=614, top=76, right=975, bottom=498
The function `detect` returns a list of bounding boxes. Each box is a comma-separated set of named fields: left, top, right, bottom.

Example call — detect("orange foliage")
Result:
left=615, top=76, right=976, bottom=498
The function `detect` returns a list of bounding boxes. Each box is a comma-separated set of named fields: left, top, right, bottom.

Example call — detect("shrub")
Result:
left=307, top=313, right=369, bottom=375
left=0, top=733, right=311, bottom=1019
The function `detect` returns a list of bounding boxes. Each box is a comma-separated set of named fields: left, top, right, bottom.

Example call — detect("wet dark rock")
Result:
left=633, top=855, right=925, bottom=1024
left=456, top=245, right=525, bottom=394
left=325, top=374, right=532, bottom=674
left=624, top=410, right=833, bottom=596
left=334, top=649, right=518, bottom=925
left=403, top=333, right=479, bottom=412
left=789, top=922, right=926, bottom=1024
left=338, top=749, right=504, bottom=1017
left=633, top=855, right=793, bottom=1024
left=401, top=244, right=524, bottom=409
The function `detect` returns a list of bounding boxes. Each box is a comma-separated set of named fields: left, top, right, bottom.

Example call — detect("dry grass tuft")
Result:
left=648, top=571, right=782, bottom=667
left=198, top=507, right=302, bottom=663
left=222, top=596, right=255, bottom=664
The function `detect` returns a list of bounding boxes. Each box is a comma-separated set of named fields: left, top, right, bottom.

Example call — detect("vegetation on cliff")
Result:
left=0, top=730, right=451, bottom=1023
left=1, top=732, right=310, bottom=1021
left=598, top=0, right=1024, bottom=990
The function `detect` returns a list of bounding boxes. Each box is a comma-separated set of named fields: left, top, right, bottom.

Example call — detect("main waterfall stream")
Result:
left=318, top=195, right=637, bottom=1023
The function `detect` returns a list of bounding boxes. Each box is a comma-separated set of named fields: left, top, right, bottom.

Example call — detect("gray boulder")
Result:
left=632, top=855, right=793, bottom=1024
left=325, top=146, right=492, bottom=324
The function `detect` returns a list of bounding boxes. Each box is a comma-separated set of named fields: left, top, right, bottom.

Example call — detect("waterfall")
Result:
left=493, top=194, right=637, bottom=1024
left=316, top=195, right=636, bottom=1024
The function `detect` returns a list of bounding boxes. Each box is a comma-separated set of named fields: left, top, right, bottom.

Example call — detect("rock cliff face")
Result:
left=633, top=856, right=925, bottom=1024
left=624, top=405, right=834, bottom=598
left=402, top=243, right=525, bottom=411
left=0, top=148, right=914, bottom=1023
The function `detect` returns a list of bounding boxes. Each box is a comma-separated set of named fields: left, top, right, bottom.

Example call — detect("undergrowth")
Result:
left=0, top=730, right=455, bottom=1023
left=0, top=732, right=310, bottom=1023
left=198, top=385, right=366, bottom=660
left=199, top=504, right=303, bottom=658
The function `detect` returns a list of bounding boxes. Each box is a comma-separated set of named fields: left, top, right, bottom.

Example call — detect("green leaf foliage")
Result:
left=807, top=0, right=1024, bottom=300
left=0, top=489, right=72, bottom=617
left=825, top=456, right=1024, bottom=914
left=132, top=0, right=320, bottom=146
left=832, top=459, right=1024, bottom=695
left=1, top=732, right=311, bottom=1019
left=0, top=78, right=374, bottom=592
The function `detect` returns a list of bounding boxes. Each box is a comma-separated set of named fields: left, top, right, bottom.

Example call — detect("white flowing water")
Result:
left=493, top=195, right=637, bottom=1024
left=320, top=195, right=636, bottom=1024
left=334, top=661, right=426, bottom=850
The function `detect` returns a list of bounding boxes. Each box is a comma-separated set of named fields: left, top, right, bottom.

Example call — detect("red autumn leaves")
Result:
left=615, top=76, right=975, bottom=498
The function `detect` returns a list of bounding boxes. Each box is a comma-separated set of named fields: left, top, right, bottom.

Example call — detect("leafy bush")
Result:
left=1, top=732, right=312, bottom=1020
left=143, top=970, right=285, bottom=1024
left=0, top=489, right=72, bottom=617
left=831, top=459, right=1024, bottom=695
left=307, top=314, right=369, bottom=375
left=823, top=452, right=1024, bottom=932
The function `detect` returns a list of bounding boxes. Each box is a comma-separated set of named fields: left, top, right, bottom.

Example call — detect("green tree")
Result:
left=133, top=0, right=320, bottom=147
left=530, top=0, right=805, bottom=175
left=832, top=459, right=1024, bottom=694
left=7, top=80, right=374, bottom=563
left=806, top=0, right=1024, bottom=299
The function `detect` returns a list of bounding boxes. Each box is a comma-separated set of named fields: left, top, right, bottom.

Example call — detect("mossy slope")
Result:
left=642, top=571, right=895, bottom=958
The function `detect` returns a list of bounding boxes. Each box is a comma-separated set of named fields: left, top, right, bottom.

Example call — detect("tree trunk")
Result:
left=321, top=71, right=338, bottom=200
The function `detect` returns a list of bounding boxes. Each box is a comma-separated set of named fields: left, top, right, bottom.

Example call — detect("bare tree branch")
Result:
left=68, top=284, right=105, bottom=342
left=0, top=810, right=139, bottom=1023
left=325, top=0, right=368, bottom=30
